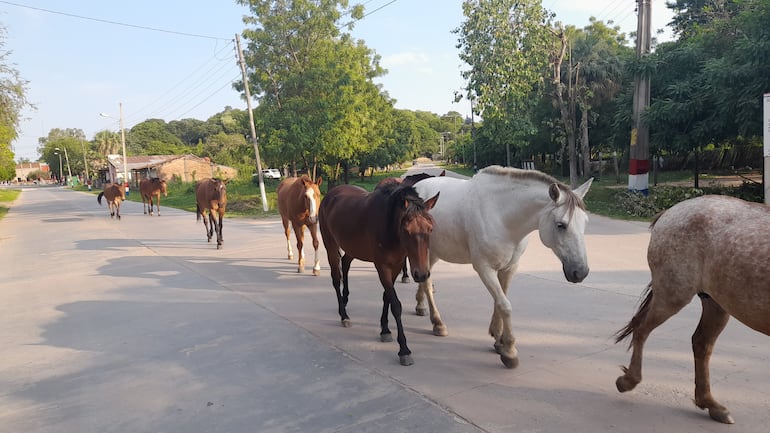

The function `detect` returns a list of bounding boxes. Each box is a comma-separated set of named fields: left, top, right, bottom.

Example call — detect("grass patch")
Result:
left=0, top=188, right=21, bottom=221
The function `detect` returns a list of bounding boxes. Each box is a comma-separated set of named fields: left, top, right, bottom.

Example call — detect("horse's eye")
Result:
left=556, top=221, right=567, bottom=230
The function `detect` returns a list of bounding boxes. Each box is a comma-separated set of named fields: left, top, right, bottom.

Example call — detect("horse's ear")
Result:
left=424, top=192, right=439, bottom=210
left=316, top=176, right=322, bottom=187
left=439, top=170, right=446, bottom=177
left=548, top=183, right=560, bottom=202
left=573, top=177, right=594, bottom=199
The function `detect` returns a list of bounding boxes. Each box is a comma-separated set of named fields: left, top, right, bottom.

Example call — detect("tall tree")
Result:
left=455, top=0, right=553, bottom=168
left=237, top=0, right=390, bottom=181
left=0, top=24, right=31, bottom=180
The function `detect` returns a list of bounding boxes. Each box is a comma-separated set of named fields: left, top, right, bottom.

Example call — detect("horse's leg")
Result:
left=473, top=264, right=519, bottom=368
left=341, top=254, right=353, bottom=311
left=400, top=260, right=410, bottom=283
left=142, top=195, right=148, bottom=215
left=292, top=221, right=305, bottom=273
left=378, top=262, right=413, bottom=366
left=616, top=287, right=692, bottom=393
left=155, top=193, right=161, bottom=216
left=309, top=222, right=321, bottom=276
left=281, top=216, right=294, bottom=260
left=328, top=245, right=349, bottom=326
left=692, top=295, right=733, bottom=424
left=116, top=202, right=121, bottom=220
left=215, top=209, right=224, bottom=249
left=489, top=264, right=518, bottom=354
left=202, top=209, right=212, bottom=242
left=415, top=257, right=447, bottom=336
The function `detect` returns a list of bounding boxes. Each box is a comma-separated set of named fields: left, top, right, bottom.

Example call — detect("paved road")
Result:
left=1, top=185, right=768, bottom=433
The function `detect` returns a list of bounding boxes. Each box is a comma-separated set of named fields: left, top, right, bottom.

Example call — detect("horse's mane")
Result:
left=478, top=165, right=586, bottom=211
left=375, top=182, right=433, bottom=244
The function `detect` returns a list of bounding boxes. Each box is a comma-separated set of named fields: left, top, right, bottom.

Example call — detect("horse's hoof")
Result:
left=312, top=269, right=321, bottom=276
left=380, top=333, right=393, bottom=343
left=401, top=276, right=410, bottom=283
left=288, top=255, right=294, bottom=260
left=433, top=324, right=448, bottom=337
left=708, top=408, right=735, bottom=424
left=297, top=268, right=304, bottom=273
left=493, top=342, right=502, bottom=354
left=341, top=319, right=352, bottom=328
left=615, top=374, right=638, bottom=392
left=399, top=354, right=414, bottom=366
left=501, top=353, right=519, bottom=369
left=216, top=244, right=223, bottom=250
left=415, top=307, right=428, bottom=316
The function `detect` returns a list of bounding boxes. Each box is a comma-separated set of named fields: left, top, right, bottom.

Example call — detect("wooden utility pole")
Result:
left=235, top=33, right=269, bottom=211
left=628, top=0, right=652, bottom=193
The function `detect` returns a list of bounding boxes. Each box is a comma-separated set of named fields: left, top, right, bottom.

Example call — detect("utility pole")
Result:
left=628, top=0, right=652, bottom=194
left=120, top=102, right=128, bottom=194
left=235, top=33, right=269, bottom=211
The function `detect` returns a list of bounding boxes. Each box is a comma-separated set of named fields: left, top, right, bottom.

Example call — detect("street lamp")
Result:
left=54, top=151, right=62, bottom=184
left=55, top=146, right=72, bottom=184
left=99, top=102, right=128, bottom=191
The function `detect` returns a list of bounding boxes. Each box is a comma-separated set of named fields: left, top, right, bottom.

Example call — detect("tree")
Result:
left=1, top=24, right=31, bottom=180
left=237, top=0, right=390, bottom=182
left=455, top=0, right=553, bottom=168
left=127, top=119, right=185, bottom=155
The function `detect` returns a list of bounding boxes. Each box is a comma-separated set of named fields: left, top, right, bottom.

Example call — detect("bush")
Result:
left=615, top=187, right=705, bottom=218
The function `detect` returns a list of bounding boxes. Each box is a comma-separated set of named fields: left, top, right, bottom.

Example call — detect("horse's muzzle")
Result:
left=412, top=270, right=430, bottom=283
left=564, top=265, right=589, bottom=283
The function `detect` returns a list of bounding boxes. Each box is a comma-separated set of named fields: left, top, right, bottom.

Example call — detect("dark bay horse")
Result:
left=195, top=178, right=227, bottom=249
left=139, top=177, right=168, bottom=216
left=277, top=175, right=323, bottom=275
left=97, top=182, right=125, bottom=220
left=615, top=195, right=770, bottom=424
left=319, top=182, right=439, bottom=366
left=376, top=170, right=446, bottom=283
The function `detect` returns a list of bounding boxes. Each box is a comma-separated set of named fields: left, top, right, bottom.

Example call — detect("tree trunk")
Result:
left=551, top=30, right=578, bottom=188
left=581, top=105, right=591, bottom=178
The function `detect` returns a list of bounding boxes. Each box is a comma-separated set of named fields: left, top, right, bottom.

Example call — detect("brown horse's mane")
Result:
left=479, top=165, right=586, bottom=211
left=375, top=182, right=433, bottom=246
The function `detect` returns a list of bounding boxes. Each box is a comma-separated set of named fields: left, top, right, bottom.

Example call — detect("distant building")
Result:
left=99, top=154, right=238, bottom=187
left=14, top=162, right=50, bottom=183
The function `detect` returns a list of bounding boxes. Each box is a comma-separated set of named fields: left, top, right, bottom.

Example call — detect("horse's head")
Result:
left=537, top=178, right=593, bottom=283
left=157, top=178, right=168, bottom=197
left=393, top=186, right=439, bottom=283
left=301, top=176, right=322, bottom=224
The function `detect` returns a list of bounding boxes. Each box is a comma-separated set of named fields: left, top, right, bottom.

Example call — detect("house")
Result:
left=100, top=154, right=238, bottom=187
left=14, top=162, right=50, bottom=183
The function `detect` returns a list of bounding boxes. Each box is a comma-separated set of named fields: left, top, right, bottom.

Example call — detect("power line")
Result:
left=0, top=0, right=231, bottom=41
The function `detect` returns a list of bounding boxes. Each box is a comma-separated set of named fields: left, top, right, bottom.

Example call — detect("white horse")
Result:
left=414, top=165, right=593, bottom=368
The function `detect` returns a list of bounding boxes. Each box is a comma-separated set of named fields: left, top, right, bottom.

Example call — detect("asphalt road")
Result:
left=1, top=184, right=768, bottom=433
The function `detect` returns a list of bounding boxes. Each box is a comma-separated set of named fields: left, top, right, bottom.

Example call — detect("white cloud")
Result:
left=382, top=51, right=430, bottom=68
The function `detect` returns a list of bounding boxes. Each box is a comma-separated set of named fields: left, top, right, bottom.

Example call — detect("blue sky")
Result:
left=1, top=0, right=674, bottom=161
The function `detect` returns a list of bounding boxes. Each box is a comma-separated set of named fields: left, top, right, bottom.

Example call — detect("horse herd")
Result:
left=95, top=166, right=769, bottom=425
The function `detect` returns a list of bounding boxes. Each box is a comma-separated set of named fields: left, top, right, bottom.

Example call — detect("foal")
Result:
left=195, top=178, right=227, bottom=249
left=97, top=182, right=126, bottom=220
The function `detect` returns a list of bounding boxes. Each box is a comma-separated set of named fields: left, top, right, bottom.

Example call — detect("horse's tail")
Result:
left=196, top=203, right=201, bottom=221
left=97, top=192, right=104, bottom=205
left=614, top=284, right=653, bottom=349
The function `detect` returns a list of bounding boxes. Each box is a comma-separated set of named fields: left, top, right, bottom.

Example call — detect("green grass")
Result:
left=0, top=189, right=21, bottom=220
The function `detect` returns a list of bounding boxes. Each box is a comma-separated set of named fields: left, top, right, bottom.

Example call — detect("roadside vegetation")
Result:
left=0, top=188, right=20, bottom=220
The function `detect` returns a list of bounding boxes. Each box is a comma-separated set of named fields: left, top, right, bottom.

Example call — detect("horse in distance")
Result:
left=615, top=195, right=770, bottom=424
left=277, top=175, right=323, bottom=275
left=195, top=178, right=227, bottom=249
left=139, top=177, right=168, bottom=216
left=97, top=182, right=126, bottom=220
left=319, top=182, right=439, bottom=366
left=413, top=165, right=592, bottom=368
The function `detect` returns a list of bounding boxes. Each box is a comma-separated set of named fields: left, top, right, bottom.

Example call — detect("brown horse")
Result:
left=195, top=178, right=227, bottom=249
left=615, top=195, right=770, bottom=424
left=277, top=175, right=323, bottom=275
left=139, top=177, right=168, bottom=216
left=319, top=182, right=439, bottom=366
left=376, top=170, right=446, bottom=283
left=97, top=183, right=125, bottom=220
